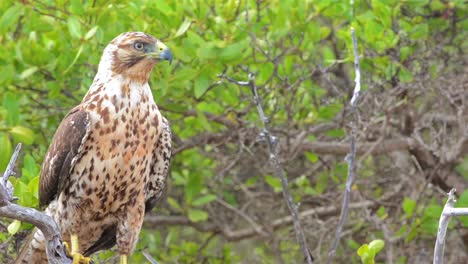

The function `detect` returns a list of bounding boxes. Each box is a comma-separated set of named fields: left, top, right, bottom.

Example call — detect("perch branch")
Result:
left=433, top=189, right=468, bottom=264
left=326, top=27, right=361, bottom=264
left=222, top=73, right=313, bottom=263
left=0, top=144, right=71, bottom=264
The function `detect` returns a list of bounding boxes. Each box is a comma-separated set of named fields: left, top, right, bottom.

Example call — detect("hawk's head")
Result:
left=98, top=32, right=172, bottom=83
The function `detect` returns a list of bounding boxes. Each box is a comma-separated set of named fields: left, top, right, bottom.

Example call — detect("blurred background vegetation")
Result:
left=0, top=0, right=467, bottom=263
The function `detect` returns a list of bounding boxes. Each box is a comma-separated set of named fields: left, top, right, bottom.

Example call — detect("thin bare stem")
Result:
left=143, top=249, right=159, bottom=264
left=326, top=27, right=361, bottom=264
left=223, top=73, right=313, bottom=263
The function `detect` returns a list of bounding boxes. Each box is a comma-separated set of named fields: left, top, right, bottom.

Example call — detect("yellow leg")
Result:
left=65, top=234, right=91, bottom=264
left=120, top=255, right=128, bottom=264
left=71, top=234, right=80, bottom=254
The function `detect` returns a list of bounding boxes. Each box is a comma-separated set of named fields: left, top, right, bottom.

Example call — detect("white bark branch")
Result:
left=433, top=189, right=468, bottom=264
left=0, top=143, right=71, bottom=264
left=326, top=27, right=361, bottom=264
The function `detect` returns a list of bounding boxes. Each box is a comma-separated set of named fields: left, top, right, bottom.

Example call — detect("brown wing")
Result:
left=39, top=108, right=90, bottom=208
left=84, top=116, right=171, bottom=256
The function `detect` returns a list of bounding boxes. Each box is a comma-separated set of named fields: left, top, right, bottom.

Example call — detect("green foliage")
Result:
left=0, top=0, right=466, bottom=263
left=456, top=190, right=468, bottom=227
left=357, top=239, right=385, bottom=264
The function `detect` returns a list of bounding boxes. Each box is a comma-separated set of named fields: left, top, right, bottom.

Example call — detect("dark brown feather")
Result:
left=39, top=109, right=90, bottom=208
left=83, top=199, right=157, bottom=256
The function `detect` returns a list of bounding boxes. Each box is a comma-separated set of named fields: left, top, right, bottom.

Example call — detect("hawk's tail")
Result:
left=14, top=228, right=48, bottom=264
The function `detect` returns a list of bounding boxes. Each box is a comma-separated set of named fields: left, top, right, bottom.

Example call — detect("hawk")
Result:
left=15, top=32, right=173, bottom=264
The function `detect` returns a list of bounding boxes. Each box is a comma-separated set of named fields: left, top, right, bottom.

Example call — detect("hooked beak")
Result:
left=148, top=41, right=173, bottom=65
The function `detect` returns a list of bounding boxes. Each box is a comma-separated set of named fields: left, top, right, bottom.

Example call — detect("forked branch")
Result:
left=222, top=73, right=313, bottom=263
left=433, top=189, right=468, bottom=264
left=0, top=144, right=71, bottom=264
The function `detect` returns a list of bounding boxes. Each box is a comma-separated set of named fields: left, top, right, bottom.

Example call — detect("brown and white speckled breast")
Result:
left=54, top=80, right=162, bottom=249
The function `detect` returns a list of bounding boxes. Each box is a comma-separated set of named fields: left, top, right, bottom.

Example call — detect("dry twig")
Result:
left=326, top=27, right=361, bottom=264
left=222, top=73, right=313, bottom=263
left=0, top=144, right=71, bottom=264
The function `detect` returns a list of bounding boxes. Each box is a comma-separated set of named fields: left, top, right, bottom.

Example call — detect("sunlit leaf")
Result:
left=0, top=4, right=22, bottom=33
left=67, top=16, right=82, bottom=39
left=265, top=175, right=282, bottom=193
left=194, top=71, right=210, bottom=98
left=10, top=126, right=35, bottom=145
left=19, top=67, right=38, bottom=80
left=174, top=19, right=191, bottom=38
left=85, top=26, right=99, bottom=40
left=0, top=134, right=12, bottom=172
left=188, top=209, right=208, bottom=222
left=368, top=239, right=385, bottom=253
left=403, top=197, right=416, bottom=218
left=192, top=194, right=217, bottom=207
left=7, top=220, right=21, bottom=235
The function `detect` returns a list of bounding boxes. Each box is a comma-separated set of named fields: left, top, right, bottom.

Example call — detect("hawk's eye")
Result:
left=134, top=42, right=144, bottom=51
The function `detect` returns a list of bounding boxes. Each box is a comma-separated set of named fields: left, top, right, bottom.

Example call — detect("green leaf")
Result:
left=265, top=175, right=282, bottom=193
left=63, top=44, right=84, bottom=74
left=315, top=172, right=328, bottom=194
left=410, top=23, right=428, bottom=40
left=167, top=197, right=182, bottom=212
left=325, top=128, right=345, bottom=138
left=174, top=19, right=191, bottom=38
left=423, top=204, right=442, bottom=218
left=376, top=206, right=387, bottom=218
left=406, top=0, right=429, bottom=7
left=0, top=64, right=15, bottom=85
left=219, top=40, right=249, bottom=62
left=372, top=0, right=392, bottom=28
left=0, top=134, right=12, bottom=172
left=318, top=103, right=342, bottom=120
left=188, top=209, right=208, bottom=222
left=398, top=67, right=413, bottom=83
left=7, top=220, right=21, bottom=235
left=368, top=239, right=385, bottom=253
left=400, top=46, right=413, bottom=61
left=67, top=16, right=82, bottom=39
left=10, top=126, right=35, bottom=145
left=22, top=154, right=40, bottom=180
left=85, top=26, right=99, bottom=40
left=192, top=194, right=217, bottom=207
left=456, top=190, right=468, bottom=227
left=194, top=71, right=210, bottom=98
left=70, top=0, right=85, bottom=14
left=322, top=46, right=336, bottom=67
left=27, top=176, right=40, bottom=200
left=305, top=152, right=318, bottom=163
left=3, top=92, right=20, bottom=125
left=19, top=66, right=38, bottom=80
left=402, top=197, right=416, bottom=218
left=357, top=243, right=369, bottom=256
left=0, top=5, right=22, bottom=33
left=198, top=45, right=218, bottom=60
left=185, top=172, right=202, bottom=203
left=155, top=1, right=174, bottom=13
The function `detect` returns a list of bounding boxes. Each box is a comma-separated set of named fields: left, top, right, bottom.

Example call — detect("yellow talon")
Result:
left=64, top=234, right=91, bottom=264
left=120, top=255, right=128, bottom=264
left=64, top=241, right=72, bottom=255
